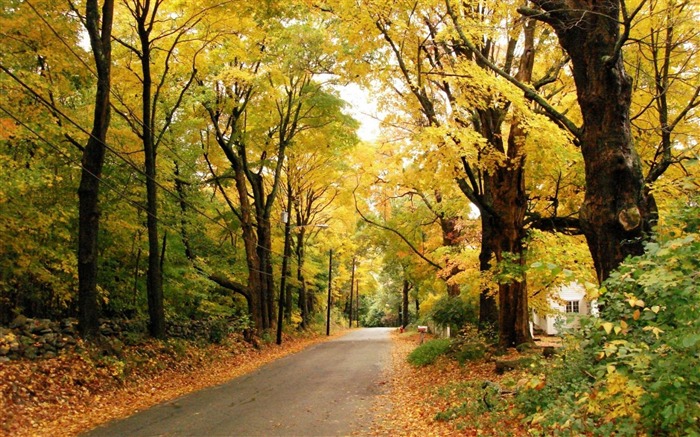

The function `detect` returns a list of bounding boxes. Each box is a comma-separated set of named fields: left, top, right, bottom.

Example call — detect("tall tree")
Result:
left=341, top=0, right=569, bottom=345
left=200, top=14, right=357, bottom=332
left=112, top=0, right=211, bottom=337
left=77, top=0, right=115, bottom=337
left=503, top=0, right=658, bottom=283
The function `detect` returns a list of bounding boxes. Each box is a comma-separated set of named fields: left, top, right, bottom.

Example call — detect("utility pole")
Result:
left=326, top=249, right=333, bottom=336
left=348, top=257, right=355, bottom=329
left=355, top=279, right=359, bottom=328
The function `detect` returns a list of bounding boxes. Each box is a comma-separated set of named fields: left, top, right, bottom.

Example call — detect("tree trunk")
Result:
left=439, top=215, right=463, bottom=297
left=401, top=279, right=410, bottom=327
left=78, top=0, right=114, bottom=338
left=526, top=1, right=656, bottom=283
left=296, top=229, right=309, bottom=328
left=174, top=162, right=194, bottom=261
left=478, top=217, right=499, bottom=332
left=349, top=258, right=355, bottom=328
left=139, top=27, right=165, bottom=339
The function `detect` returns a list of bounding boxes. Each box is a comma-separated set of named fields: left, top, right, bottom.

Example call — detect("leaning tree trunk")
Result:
left=295, top=228, right=309, bottom=328
left=525, top=1, right=656, bottom=283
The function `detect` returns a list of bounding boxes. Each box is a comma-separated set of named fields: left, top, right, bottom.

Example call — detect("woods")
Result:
left=1, top=0, right=699, bottom=434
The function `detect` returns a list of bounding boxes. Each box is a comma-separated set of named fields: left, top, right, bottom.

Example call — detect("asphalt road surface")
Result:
left=85, top=327, right=393, bottom=437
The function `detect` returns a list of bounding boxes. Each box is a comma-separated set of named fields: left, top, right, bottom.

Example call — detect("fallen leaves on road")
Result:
left=371, top=331, right=529, bottom=436
left=1, top=332, right=336, bottom=437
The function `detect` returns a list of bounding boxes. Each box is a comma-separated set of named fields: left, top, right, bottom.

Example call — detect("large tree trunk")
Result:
left=481, top=162, right=530, bottom=347
left=475, top=109, right=531, bottom=347
left=234, top=167, right=265, bottom=331
left=525, top=1, right=656, bottom=283
left=78, top=0, right=114, bottom=338
left=439, top=215, right=464, bottom=297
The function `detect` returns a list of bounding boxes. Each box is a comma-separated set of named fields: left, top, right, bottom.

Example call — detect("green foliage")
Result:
left=429, top=295, right=476, bottom=332
left=449, top=325, right=491, bottom=365
left=407, top=338, right=451, bottom=367
left=517, top=200, right=700, bottom=436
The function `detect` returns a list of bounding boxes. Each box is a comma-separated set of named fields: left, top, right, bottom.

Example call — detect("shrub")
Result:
left=449, top=325, right=490, bottom=364
left=407, top=338, right=451, bottom=367
left=517, top=200, right=700, bottom=436
left=429, top=295, right=476, bottom=332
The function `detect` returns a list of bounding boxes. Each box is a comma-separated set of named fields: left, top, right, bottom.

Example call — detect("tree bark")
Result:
left=78, top=0, right=114, bottom=338
left=524, top=1, right=656, bottom=283
left=438, top=215, right=464, bottom=297
left=296, top=229, right=309, bottom=328
left=139, top=20, right=165, bottom=339
left=401, top=279, right=411, bottom=327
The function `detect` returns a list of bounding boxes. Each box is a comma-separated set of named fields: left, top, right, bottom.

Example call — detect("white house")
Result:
left=530, top=282, right=596, bottom=336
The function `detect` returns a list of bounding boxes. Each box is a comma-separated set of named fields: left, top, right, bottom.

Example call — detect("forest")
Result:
left=1, top=0, right=699, bottom=435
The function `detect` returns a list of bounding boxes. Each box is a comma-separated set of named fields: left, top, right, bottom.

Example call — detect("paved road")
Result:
left=85, top=328, right=393, bottom=437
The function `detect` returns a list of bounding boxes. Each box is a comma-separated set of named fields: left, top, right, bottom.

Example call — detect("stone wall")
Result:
left=0, top=315, right=242, bottom=362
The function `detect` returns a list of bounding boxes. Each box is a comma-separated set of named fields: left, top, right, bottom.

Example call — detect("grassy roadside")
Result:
left=1, top=330, right=347, bottom=437
left=371, top=330, right=529, bottom=436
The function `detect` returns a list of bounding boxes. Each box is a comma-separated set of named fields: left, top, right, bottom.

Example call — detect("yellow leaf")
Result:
left=651, top=305, right=660, bottom=314
left=607, top=364, right=616, bottom=374
left=633, top=309, right=641, bottom=320
left=602, top=322, right=613, bottom=334
left=620, top=320, right=628, bottom=330
left=614, top=325, right=622, bottom=335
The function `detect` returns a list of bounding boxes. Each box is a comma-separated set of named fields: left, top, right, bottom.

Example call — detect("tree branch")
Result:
left=445, top=0, right=582, bottom=139
left=353, top=185, right=442, bottom=270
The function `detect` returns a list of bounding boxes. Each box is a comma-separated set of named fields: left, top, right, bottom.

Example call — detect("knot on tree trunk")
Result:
left=618, top=206, right=641, bottom=231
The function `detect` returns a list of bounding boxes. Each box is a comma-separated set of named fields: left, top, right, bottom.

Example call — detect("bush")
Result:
left=429, top=295, right=476, bottom=332
left=407, top=338, right=451, bottom=367
left=449, top=325, right=490, bottom=364
left=517, top=200, right=700, bottom=436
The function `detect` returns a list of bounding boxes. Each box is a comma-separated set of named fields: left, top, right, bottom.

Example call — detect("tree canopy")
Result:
left=1, top=0, right=698, bottom=354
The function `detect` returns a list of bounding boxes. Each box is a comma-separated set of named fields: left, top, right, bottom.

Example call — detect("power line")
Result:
left=1, top=6, right=344, bottom=285
left=23, top=0, right=206, bottom=177
left=1, top=102, right=325, bottom=283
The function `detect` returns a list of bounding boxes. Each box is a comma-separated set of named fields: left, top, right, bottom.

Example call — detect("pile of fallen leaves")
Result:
left=1, top=332, right=333, bottom=437
left=372, top=331, right=530, bottom=436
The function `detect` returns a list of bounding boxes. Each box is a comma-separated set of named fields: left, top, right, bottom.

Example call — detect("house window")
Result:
left=566, top=300, right=580, bottom=313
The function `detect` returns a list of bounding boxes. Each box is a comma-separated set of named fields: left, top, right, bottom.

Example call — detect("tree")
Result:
left=338, top=0, right=571, bottom=346
left=506, top=1, right=658, bottom=283
left=112, top=0, right=214, bottom=337
left=76, top=0, right=115, bottom=338
left=200, top=13, right=357, bottom=332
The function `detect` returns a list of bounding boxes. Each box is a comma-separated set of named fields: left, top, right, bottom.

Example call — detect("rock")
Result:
left=10, top=314, right=28, bottom=329
left=23, top=346, right=38, bottom=359
left=30, top=319, right=52, bottom=334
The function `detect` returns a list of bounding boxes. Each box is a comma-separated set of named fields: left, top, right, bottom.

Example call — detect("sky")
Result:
left=339, top=83, right=381, bottom=142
